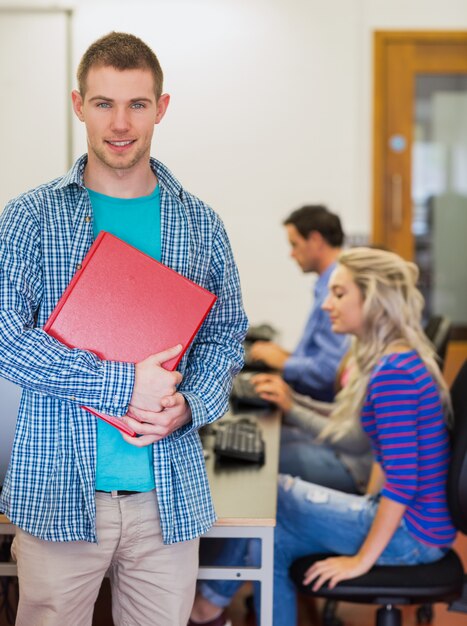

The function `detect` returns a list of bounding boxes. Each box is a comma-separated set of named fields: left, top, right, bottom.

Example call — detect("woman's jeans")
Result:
left=270, top=476, right=448, bottom=626
left=279, top=425, right=358, bottom=492
left=200, top=475, right=448, bottom=626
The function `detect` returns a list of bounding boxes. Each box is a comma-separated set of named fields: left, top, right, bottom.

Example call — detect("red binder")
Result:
left=44, top=231, right=217, bottom=436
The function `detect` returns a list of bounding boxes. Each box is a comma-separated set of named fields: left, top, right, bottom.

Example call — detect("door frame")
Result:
left=372, top=30, right=467, bottom=253
left=372, top=31, right=467, bottom=355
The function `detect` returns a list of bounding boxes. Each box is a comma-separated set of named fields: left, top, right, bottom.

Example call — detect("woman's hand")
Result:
left=304, top=497, right=407, bottom=590
left=250, top=373, right=293, bottom=412
left=303, top=554, right=371, bottom=590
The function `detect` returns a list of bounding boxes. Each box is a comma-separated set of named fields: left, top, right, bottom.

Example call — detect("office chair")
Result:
left=289, top=360, right=467, bottom=626
left=424, top=315, right=451, bottom=371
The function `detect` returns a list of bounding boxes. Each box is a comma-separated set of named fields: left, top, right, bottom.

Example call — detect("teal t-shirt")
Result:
left=88, top=185, right=161, bottom=492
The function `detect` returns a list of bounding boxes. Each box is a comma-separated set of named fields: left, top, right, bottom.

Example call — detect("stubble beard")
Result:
left=91, top=141, right=149, bottom=173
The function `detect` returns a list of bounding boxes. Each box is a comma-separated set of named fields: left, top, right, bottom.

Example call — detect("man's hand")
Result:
left=251, top=373, right=293, bottom=412
left=121, top=392, right=192, bottom=447
left=131, top=345, right=183, bottom=412
left=303, top=555, right=370, bottom=590
left=249, top=341, right=290, bottom=370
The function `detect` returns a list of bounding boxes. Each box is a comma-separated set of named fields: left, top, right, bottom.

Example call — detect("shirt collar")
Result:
left=314, top=261, right=337, bottom=297
left=53, top=154, right=87, bottom=189
left=52, top=154, right=184, bottom=202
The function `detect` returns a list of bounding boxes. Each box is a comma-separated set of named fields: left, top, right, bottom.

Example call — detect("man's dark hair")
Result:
left=283, top=205, right=344, bottom=247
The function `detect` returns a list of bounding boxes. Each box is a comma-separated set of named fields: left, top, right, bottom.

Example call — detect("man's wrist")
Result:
left=100, top=360, right=135, bottom=416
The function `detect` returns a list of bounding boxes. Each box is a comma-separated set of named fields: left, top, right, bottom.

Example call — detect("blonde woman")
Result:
left=270, top=247, right=456, bottom=626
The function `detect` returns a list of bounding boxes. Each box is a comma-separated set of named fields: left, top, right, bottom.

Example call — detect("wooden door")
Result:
left=373, top=31, right=467, bottom=344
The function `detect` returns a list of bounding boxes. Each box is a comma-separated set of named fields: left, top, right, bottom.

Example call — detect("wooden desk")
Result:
left=198, top=408, right=281, bottom=626
left=0, top=513, right=14, bottom=532
left=0, top=513, right=16, bottom=577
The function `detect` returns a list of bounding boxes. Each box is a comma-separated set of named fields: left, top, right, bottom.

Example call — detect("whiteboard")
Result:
left=0, top=9, right=70, bottom=212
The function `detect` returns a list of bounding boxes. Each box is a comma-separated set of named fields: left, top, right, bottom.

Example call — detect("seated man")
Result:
left=250, top=205, right=349, bottom=401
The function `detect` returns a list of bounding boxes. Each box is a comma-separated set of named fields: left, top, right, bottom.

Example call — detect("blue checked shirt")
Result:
left=283, top=263, right=349, bottom=402
left=0, top=155, right=248, bottom=544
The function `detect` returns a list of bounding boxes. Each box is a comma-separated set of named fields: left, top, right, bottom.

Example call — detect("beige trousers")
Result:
left=11, top=490, right=199, bottom=626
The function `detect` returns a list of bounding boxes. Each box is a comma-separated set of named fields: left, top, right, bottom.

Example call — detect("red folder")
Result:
left=44, top=231, right=217, bottom=436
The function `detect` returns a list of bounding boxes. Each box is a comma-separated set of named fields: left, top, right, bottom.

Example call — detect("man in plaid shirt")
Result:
left=0, top=32, right=247, bottom=626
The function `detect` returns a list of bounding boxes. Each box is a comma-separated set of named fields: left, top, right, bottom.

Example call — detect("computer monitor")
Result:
left=0, top=377, right=21, bottom=486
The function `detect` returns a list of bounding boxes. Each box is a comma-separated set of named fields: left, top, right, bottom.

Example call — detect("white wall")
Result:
left=2, top=0, right=467, bottom=348
left=0, top=9, right=69, bottom=211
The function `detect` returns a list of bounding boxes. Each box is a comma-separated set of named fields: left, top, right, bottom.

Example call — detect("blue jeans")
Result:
left=279, top=425, right=358, bottom=492
left=269, top=475, right=449, bottom=626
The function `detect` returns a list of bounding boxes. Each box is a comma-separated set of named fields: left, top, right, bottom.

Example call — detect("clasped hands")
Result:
left=121, top=344, right=192, bottom=447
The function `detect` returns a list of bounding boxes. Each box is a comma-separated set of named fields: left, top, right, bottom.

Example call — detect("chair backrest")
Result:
left=447, top=360, right=467, bottom=533
left=424, top=315, right=451, bottom=370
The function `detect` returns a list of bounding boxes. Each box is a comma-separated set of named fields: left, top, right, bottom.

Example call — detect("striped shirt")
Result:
left=361, top=351, right=456, bottom=547
left=0, top=155, right=248, bottom=544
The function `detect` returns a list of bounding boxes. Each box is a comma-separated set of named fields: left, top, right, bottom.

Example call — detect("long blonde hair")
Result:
left=319, top=247, right=450, bottom=444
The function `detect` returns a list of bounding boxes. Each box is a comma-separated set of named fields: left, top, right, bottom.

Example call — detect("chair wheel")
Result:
left=322, top=599, right=343, bottom=626
left=416, top=603, right=434, bottom=624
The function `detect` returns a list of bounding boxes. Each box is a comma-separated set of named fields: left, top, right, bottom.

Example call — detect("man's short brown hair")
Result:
left=283, top=205, right=344, bottom=248
left=77, top=32, right=164, bottom=99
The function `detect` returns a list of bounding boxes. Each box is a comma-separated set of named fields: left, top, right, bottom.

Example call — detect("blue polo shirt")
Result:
left=88, top=185, right=161, bottom=492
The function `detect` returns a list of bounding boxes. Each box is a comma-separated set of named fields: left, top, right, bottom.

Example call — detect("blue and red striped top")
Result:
left=361, top=351, right=456, bottom=547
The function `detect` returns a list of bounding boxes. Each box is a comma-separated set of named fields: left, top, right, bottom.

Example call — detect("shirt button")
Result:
left=113, top=394, right=119, bottom=406
left=84, top=216, right=91, bottom=223
left=70, top=396, right=76, bottom=402
left=76, top=263, right=82, bottom=270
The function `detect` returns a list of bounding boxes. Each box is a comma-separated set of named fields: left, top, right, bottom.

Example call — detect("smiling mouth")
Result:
left=106, top=140, right=135, bottom=147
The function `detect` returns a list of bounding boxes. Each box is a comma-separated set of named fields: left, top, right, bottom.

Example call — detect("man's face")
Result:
left=71, top=65, right=169, bottom=174
left=285, top=224, right=321, bottom=273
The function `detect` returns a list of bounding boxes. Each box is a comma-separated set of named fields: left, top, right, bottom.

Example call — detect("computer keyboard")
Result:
left=230, top=372, right=274, bottom=409
left=214, top=419, right=265, bottom=464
